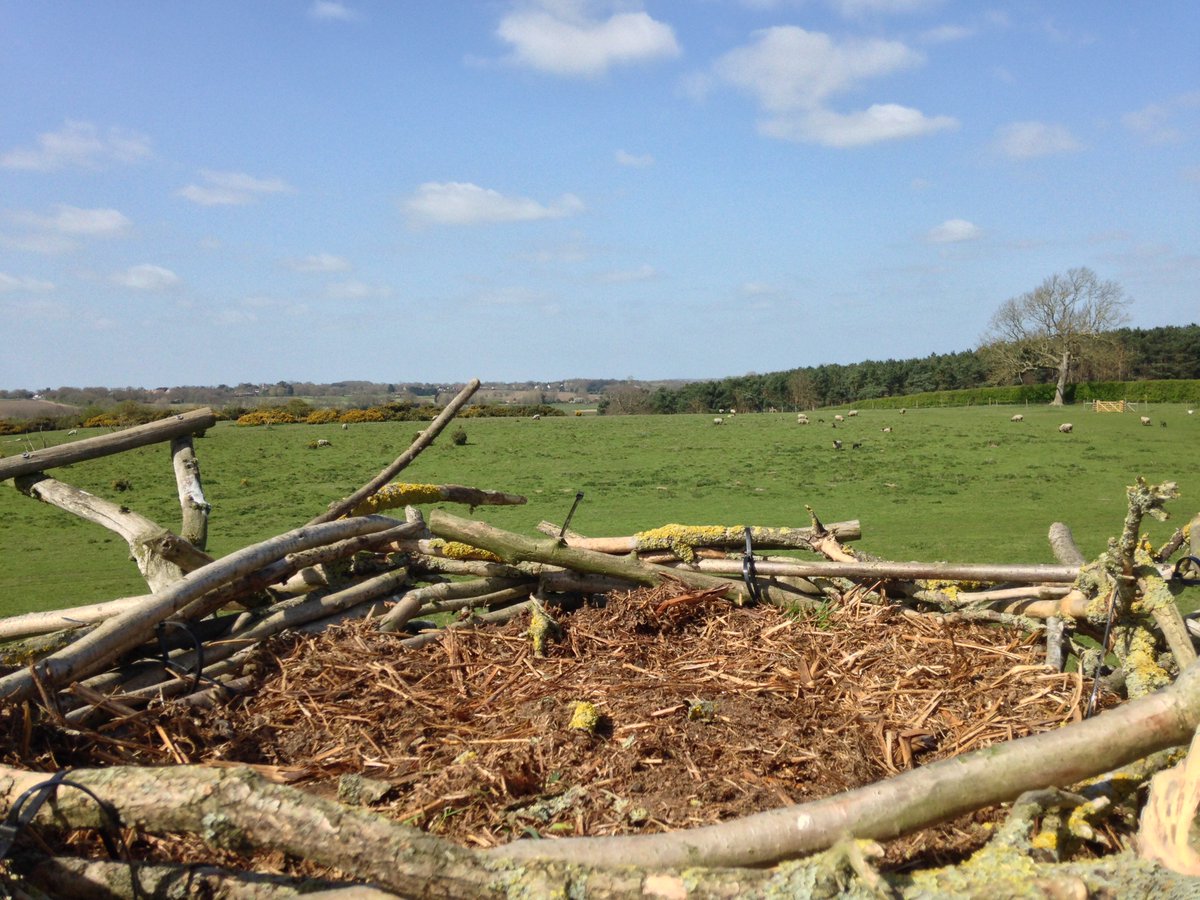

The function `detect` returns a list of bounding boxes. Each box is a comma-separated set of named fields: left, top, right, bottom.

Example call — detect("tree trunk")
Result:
left=1052, top=349, right=1070, bottom=405
left=171, top=435, right=210, bottom=550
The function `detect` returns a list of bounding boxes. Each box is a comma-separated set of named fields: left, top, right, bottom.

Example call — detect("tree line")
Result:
left=600, top=323, right=1200, bottom=415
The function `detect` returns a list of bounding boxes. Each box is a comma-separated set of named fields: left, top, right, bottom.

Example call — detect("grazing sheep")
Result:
left=1188, top=409, right=1195, bottom=415
left=67, top=429, right=77, bottom=435
left=1010, top=414, right=1024, bottom=422
left=848, top=410, right=859, bottom=417
left=899, top=408, right=907, bottom=415
left=712, top=417, right=724, bottom=425
left=315, top=438, right=332, bottom=447
left=1059, top=423, right=1073, bottom=433
left=832, top=439, right=843, bottom=449
left=852, top=442, right=862, bottom=449
left=1140, top=416, right=1152, bottom=426
left=341, top=423, right=349, bottom=430
left=834, top=414, right=845, bottom=423
left=882, top=426, right=892, bottom=433
left=797, top=414, right=809, bottom=424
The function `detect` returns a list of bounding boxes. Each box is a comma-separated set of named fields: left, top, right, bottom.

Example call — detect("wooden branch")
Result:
left=351, top=482, right=526, bottom=516
left=663, top=556, right=1081, bottom=585
left=0, top=407, right=215, bottom=481
left=428, top=511, right=745, bottom=601
left=0, top=516, right=403, bottom=704
left=171, top=435, right=210, bottom=550
left=534, top=520, right=863, bottom=557
left=308, top=378, right=481, bottom=525
left=1048, top=522, right=1087, bottom=566
left=0, top=595, right=150, bottom=641
left=15, top=474, right=187, bottom=592
left=378, top=576, right=532, bottom=632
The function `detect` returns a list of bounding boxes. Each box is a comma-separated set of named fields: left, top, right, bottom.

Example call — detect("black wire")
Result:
left=741, top=527, right=763, bottom=605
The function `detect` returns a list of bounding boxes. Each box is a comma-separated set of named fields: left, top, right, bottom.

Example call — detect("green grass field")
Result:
left=1, top=404, right=1196, bottom=618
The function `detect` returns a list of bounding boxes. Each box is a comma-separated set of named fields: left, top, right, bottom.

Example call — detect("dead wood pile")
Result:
left=2, top=378, right=1200, bottom=898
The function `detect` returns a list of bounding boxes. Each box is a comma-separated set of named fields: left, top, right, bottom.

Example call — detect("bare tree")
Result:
left=980, top=268, right=1130, bottom=405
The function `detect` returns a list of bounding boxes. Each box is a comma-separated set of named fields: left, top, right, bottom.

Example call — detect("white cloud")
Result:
left=497, top=1, right=680, bottom=77
left=615, top=149, right=655, bottom=167
left=0, top=120, right=151, bottom=171
left=993, top=121, right=1081, bottom=159
left=763, top=104, right=956, bottom=147
left=598, top=263, right=657, bottom=283
left=741, top=281, right=778, bottom=296
left=12, top=205, right=132, bottom=241
left=0, top=272, right=55, bottom=293
left=309, top=1, right=359, bottom=21
left=50, top=205, right=132, bottom=236
left=113, top=264, right=181, bottom=291
left=714, top=27, right=956, bottom=146
left=926, top=218, right=981, bottom=243
left=178, top=169, right=295, bottom=206
left=290, top=253, right=351, bottom=273
left=404, top=181, right=584, bottom=225
left=1122, top=91, right=1200, bottom=145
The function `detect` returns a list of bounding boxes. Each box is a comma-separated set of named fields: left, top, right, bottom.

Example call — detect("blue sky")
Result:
left=1, top=1, right=1197, bottom=389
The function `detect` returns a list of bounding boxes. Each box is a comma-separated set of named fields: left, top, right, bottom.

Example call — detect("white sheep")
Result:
left=1188, top=409, right=1195, bottom=415
left=848, top=410, right=859, bottom=417
left=832, top=439, right=843, bottom=449
left=67, top=429, right=77, bottom=435
left=882, top=426, right=892, bottom=433
left=1059, top=423, right=1073, bottom=433
left=315, top=438, right=332, bottom=447
left=712, top=417, right=724, bottom=425
left=834, top=414, right=845, bottom=423
left=341, top=423, right=349, bottom=430
left=1140, top=416, right=1152, bottom=426
left=1010, top=414, right=1024, bottom=422
left=899, top=408, right=907, bottom=415
left=532, top=414, right=541, bottom=420
left=796, top=414, right=809, bottom=425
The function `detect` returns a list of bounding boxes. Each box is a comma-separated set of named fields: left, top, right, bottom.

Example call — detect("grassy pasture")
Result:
left=1, top=404, right=1196, bottom=618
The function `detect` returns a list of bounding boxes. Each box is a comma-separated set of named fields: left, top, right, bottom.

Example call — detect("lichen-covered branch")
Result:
left=351, top=482, right=526, bottom=516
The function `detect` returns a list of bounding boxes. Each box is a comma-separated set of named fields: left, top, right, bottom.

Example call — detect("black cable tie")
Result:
left=156, top=620, right=205, bottom=695
left=741, top=527, right=764, bottom=605
left=1172, top=556, right=1200, bottom=586
left=558, top=491, right=585, bottom=540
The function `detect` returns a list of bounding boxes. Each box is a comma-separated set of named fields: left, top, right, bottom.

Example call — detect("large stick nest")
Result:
left=6, top=583, right=1113, bottom=874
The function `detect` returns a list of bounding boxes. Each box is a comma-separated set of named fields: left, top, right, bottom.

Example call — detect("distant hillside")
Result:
left=0, top=399, right=80, bottom=419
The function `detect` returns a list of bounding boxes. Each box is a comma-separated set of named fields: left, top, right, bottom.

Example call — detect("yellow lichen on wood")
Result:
left=1118, top=624, right=1172, bottom=698
left=351, top=482, right=446, bottom=516
left=633, top=524, right=742, bottom=562
left=427, top=538, right=502, bottom=563
left=528, top=603, right=560, bottom=657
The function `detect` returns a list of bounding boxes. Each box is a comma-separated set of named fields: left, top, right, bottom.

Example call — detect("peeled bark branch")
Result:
left=0, top=407, right=216, bottom=482
left=171, top=435, right=210, bottom=549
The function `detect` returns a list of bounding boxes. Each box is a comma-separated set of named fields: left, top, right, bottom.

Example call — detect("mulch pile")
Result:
left=4, top=584, right=1108, bottom=873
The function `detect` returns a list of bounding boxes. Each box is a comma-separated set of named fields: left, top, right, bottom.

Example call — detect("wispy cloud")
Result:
left=714, top=27, right=957, bottom=147
left=597, top=263, right=658, bottom=283
left=496, top=1, right=680, bottom=77
left=829, top=0, right=944, bottom=16
left=615, top=149, right=655, bottom=167
left=9, top=204, right=133, bottom=248
left=289, top=253, right=351, bottom=273
left=0, top=272, right=55, bottom=293
left=992, top=121, right=1081, bottom=159
left=926, top=218, right=981, bottom=243
left=178, top=169, right=295, bottom=206
left=1122, top=91, right=1200, bottom=145
left=404, top=182, right=584, bottom=225
left=308, top=1, right=359, bottom=22
left=325, top=280, right=391, bottom=300
left=0, top=120, right=151, bottom=171
left=112, top=264, right=181, bottom=291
